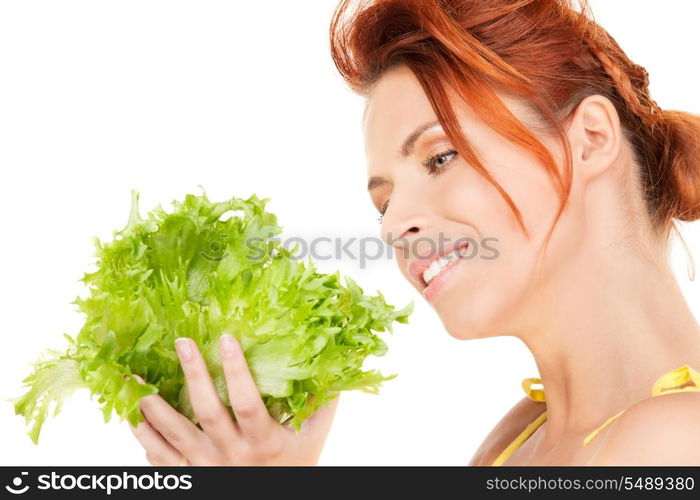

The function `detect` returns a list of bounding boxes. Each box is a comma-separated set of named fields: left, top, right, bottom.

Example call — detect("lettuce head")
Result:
left=13, top=190, right=413, bottom=444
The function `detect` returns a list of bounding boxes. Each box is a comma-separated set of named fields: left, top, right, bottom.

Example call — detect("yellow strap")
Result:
left=582, top=364, right=700, bottom=446
left=522, top=377, right=546, bottom=402
left=582, top=409, right=625, bottom=446
left=497, top=365, right=700, bottom=458
left=488, top=377, right=547, bottom=466
left=651, top=364, right=700, bottom=396
left=491, top=410, right=547, bottom=466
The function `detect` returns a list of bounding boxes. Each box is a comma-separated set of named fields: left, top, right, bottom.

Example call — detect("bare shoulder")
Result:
left=468, top=396, right=546, bottom=466
left=591, top=391, right=700, bottom=465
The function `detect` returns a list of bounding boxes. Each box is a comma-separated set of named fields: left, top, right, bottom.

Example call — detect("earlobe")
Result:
left=569, top=94, right=622, bottom=180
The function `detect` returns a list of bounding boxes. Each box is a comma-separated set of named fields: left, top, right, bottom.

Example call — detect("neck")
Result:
left=518, top=238, right=700, bottom=449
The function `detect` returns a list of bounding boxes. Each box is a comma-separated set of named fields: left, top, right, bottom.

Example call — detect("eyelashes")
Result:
left=422, top=149, right=458, bottom=176
left=376, top=149, right=459, bottom=225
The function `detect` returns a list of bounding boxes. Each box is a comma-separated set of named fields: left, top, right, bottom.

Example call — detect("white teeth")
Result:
left=422, top=248, right=463, bottom=285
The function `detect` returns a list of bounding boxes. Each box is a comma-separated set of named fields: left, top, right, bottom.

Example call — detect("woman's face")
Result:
left=363, top=64, right=575, bottom=340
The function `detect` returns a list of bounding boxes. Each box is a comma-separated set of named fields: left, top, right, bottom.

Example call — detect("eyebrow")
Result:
left=366, top=119, right=443, bottom=191
left=400, top=119, right=441, bottom=157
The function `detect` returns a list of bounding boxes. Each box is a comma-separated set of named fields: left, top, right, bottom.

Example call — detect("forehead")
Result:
left=362, top=64, right=539, bottom=151
left=362, top=66, right=437, bottom=150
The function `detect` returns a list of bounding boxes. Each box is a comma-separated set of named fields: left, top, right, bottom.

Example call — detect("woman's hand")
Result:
left=128, top=334, right=339, bottom=465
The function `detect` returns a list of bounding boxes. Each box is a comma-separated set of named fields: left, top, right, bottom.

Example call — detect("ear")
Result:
left=566, top=94, right=623, bottom=182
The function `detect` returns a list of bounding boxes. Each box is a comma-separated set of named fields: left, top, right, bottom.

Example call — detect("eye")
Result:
left=422, top=149, right=458, bottom=176
left=377, top=199, right=389, bottom=225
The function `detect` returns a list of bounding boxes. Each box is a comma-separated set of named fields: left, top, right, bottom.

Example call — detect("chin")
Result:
left=437, top=310, right=496, bottom=340
left=431, top=284, right=520, bottom=341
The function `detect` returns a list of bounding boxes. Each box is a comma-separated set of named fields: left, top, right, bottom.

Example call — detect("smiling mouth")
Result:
left=421, top=242, right=470, bottom=287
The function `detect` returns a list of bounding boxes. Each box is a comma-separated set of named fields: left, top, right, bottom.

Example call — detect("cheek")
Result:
left=438, top=160, right=533, bottom=240
left=487, top=152, right=562, bottom=236
left=432, top=153, right=563, bottom=337
left=434, top=243, right=541, bottom=339
left=484, top=144, right=582, bottom=284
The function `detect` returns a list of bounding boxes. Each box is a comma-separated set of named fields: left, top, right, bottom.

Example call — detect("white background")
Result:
left=1, top=1, right=698, bottom=465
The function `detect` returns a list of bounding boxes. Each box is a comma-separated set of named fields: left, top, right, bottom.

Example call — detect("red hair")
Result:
left=330, top=0, right=700, bottom=245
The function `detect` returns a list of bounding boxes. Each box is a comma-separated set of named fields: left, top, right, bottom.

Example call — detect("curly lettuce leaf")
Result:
left=13, top=190, right=413, bottom=444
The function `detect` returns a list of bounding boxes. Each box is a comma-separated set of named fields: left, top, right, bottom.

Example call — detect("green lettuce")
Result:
left=13, top=190, right=413, bottom=444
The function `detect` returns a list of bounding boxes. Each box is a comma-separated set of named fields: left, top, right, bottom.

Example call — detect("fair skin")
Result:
left=365, top=65, right=700, bottom=465
left=129, top=335, right=338, bottom=465
left=130, top=63, right=700, bottom=465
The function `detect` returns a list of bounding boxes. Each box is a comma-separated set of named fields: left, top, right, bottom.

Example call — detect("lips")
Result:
left=408, top=240, right=470, bottom=288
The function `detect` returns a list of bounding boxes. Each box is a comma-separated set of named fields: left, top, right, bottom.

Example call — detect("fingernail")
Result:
left=220, top=334, right=237, bottom=360
left=175, top=337, right=193, bottom=361
left=124, top=374, right=145, bottom=384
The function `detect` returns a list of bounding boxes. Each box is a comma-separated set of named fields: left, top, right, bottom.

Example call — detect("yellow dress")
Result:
left=490, top=364, right=700, bottom=466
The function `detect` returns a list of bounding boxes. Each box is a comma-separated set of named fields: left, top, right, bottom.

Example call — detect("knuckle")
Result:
left=139, top=395, right=163, bottom=416
left=185, top=365, right=208, bottom=382
left=139, top=395, right=155, bottom=410
left=161, top=427, right=183, bottom=445
left=197, top=409, right=223, bottom=427
left=225, top=359, right=248, bottom=377
left=239, top=438, right=281, bottom=464
left=245, top=420, right=276, bottom=442
left=234, top=401, right=261, bottom=420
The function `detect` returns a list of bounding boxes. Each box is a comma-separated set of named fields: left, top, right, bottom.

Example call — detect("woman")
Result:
left=129, top=0, right=700, bottom=465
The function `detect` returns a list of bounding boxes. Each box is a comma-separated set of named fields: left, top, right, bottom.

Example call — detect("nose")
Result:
left=381, top=189, right=429, bottom=255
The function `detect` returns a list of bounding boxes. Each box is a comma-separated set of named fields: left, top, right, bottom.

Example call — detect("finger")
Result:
left=136, top=382, right=209, bottom=462
left=299, top=393, right=340, bottom=440
left=174, top=337, right=239, bottom=447
left=129, top=418, right=182, bottom=466
left=219, top=334, right=275, bottom=439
